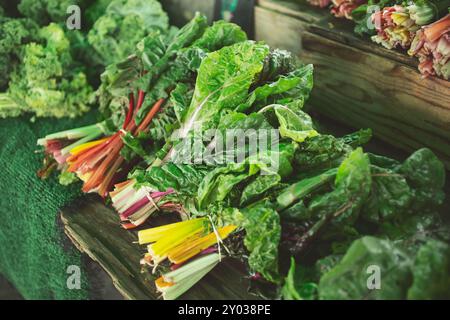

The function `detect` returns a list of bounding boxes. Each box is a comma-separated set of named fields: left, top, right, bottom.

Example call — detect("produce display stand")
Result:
left=255, top=0, right=450, bottom=169
left=61, top=195, right=257, bottom=300
left=56, top=1, right=450, bottom=301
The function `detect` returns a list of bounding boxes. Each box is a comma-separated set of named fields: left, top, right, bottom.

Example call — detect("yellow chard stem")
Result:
left=138, top=218, right=206, bottom=245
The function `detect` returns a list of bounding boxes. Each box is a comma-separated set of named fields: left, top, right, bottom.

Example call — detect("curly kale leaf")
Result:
left=0, top=14, right=38, bottom=90
left=1, top=23, right=92, bottom=119
left=87, top=0, right=169, bottom=65
left=18, top=0, right=86, bottom=25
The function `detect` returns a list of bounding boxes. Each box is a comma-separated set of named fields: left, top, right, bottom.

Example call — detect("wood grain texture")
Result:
left=61, top=195, right=258, bottom=300
left=255, top=0, right=450, bottom=168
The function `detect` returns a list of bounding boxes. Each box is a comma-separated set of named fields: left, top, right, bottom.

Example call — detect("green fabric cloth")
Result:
left=0, top=112, right=99, bottom=299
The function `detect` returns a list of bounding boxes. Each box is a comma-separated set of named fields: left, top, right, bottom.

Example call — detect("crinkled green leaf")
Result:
left=180, top=41, right=270, bottom=136
left=407, top=240, right=450, bottom=299
left=87, top=0, right=169, bottom=65
left=241, top=200, right=281, bottom=283
left=319, top=236, right=413, bottom=300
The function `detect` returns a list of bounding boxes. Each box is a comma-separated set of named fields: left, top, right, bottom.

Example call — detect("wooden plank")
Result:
left=255, top=2, right=450, bottom=169
left=255, top=6, right=307, bottom=54
left=60, top=195, right=258, bottom=300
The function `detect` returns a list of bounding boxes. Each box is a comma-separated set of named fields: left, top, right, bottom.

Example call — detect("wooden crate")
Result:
left=255, top=0, right=450, bottom=169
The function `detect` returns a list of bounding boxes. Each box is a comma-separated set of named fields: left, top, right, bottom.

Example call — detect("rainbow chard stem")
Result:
left=155, top=253, right=221, bottom=300
left=111, top=179, right=179, bottom=228
left=408, top=3, right=435, bottom=25
left=37, top=122, right=106, bottom=146
left=37, top=122, right=107, bottom=164
left=138, top=218, right=236, bottom=267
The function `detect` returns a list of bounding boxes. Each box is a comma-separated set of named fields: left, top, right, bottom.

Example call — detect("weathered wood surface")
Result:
left=61, top=194, right=258, bottom=300
left=255, top=0, right=450, bottom=169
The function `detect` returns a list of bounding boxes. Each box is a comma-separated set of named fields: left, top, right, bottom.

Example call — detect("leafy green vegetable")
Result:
left=133, top=163, right=210, bottom=196
left=362, top=164, right=412, bottom=223
left=241, top=63, right=314, bottom=111
left=18, top=0, right=83, bottom=25
left=240, top=174, right=281, bottom=206
left=1, top=23, right=92, bottom=119
left=281, top=257, right=318, bottom=300
left=241, top=200, right=281, bottom=283
left=192, top=20, right=247, bottom=52
left=399, top=148, right=446, bottom=210
left=407, top=240, right=450, bottom=299
left=312, top=148, right=372, bottom=225
left=265, top=104, right=318, bottom=143
left=87, top=0, right=169, bottom=65
left=0, top=12, right=38, bottom=90
left=197, top=142, right=296, bottom=209
left=180, top=41, right=270, bottom=136
left=319, top=236, right=413, bottom=299
left=85, top=0, right=113, bottom=27
left=293, top=129, right=371, bottom=172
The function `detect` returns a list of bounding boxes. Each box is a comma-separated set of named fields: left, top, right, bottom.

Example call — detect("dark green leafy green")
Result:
left=281, top=257, right=318, bottom=300
left=407, top=240, right=450, bottom=299
left=241, top=200, right=281, bottom=283
left=132, top=163, right=210, bottom=196
left=319, top=236, right=413, bottom=299
left=18, top=0, right=82, bottom=25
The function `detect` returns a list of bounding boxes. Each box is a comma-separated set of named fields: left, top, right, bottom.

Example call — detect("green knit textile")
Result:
left=0, top=112, right=99, bottom=299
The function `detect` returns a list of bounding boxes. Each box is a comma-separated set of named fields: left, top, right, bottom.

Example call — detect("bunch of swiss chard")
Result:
left=37, top=14, right=247, bottom=196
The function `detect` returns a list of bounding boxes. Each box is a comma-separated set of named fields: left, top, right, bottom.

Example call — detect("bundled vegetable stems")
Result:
left=306, top=0, right=450, bottom=79
left=371, top=1, right=450, bottom=49
left=38, top=14, right=247, bottom=197
left=331, top=0, right=367, bottom=19
left=110, top=42, right=314, bottom=227
left=409, top=14, right=450, bottom=79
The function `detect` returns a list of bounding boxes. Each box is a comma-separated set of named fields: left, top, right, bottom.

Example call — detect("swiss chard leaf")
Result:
left=407, top=240, right=450, bottom=299
left=281, top=257, right=318, bottom=300
left=319, top=236, right=413, bottom=300
left=179, top=41, right=270, bottom=137
left=241, top=200, right=281, bottom=283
